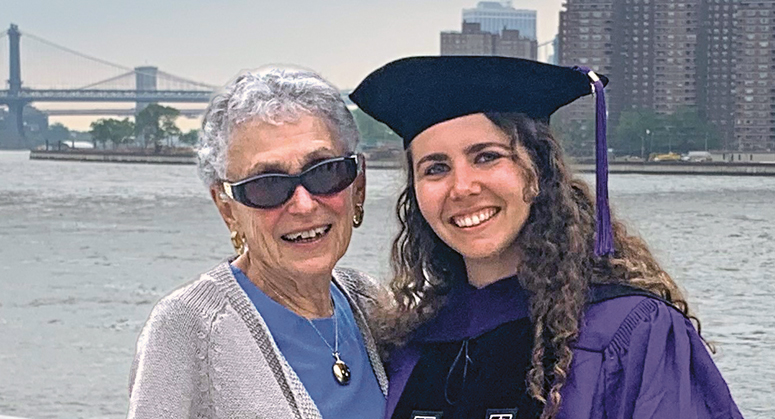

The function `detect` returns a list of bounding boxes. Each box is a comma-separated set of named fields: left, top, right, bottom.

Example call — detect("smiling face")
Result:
left=213, top=113, right=365, bottom=281
left=410, top=113, right=534, bottom=280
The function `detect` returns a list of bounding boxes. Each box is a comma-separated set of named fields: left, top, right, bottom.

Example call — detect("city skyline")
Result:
left=0, top=1, right=561, bottom=89
left=463, top=1, right=538, bottom=39
left=441, top=2, right=539, bottom=60
left=1, top=0, right=562, bottom=131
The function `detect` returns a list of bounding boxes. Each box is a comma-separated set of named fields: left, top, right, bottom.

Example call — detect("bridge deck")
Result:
left=0, top=89, right=213, bottom=103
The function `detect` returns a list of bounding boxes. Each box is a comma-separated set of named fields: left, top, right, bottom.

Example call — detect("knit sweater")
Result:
left=127, top=261, right=388, bottom=419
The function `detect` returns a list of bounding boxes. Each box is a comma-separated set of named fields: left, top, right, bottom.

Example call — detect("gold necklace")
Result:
left=306, top=303, right=351, bottom=385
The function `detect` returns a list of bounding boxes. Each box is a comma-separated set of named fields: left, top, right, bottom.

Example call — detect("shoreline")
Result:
left=573, top=161, right=775, bottom=176
left=29, top=149, right=197, bottom=165
left=27, top=150, right=775, bottom=176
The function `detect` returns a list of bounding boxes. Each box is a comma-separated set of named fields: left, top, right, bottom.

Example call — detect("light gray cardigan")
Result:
left=127, top=261, right=388, bottom=419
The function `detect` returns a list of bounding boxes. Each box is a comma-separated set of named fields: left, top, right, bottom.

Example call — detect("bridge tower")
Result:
left=9, top=24, right=22, bottom=95
left=135, top=66, right=158, bottom=114
left=6, top=24, right=26, bottom=145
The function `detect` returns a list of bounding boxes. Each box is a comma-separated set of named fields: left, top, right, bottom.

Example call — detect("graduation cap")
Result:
left=349, top=56, right=614, bottom=256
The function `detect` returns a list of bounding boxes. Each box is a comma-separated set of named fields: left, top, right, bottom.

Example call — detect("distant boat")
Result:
left=681, top=151, right=713, bottom=162
left=650, top=152, right=681, bottom=162
left=61, top=141, right=95, bottom=149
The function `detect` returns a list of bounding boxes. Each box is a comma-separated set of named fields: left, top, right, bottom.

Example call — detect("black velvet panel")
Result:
left=392, top=318, right=542, bottom=419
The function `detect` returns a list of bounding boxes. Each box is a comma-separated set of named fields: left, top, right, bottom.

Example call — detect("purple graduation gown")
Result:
left=385, top=278, right=743, bottom=419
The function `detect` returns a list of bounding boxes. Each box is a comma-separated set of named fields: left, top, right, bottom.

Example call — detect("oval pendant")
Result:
left=333, top=357, right=351, bottom=385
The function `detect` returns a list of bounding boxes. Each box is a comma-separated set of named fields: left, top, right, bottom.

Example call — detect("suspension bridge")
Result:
left=0, top=24, right=218, bottom=148
left=0, top=23, right=354, bottom=149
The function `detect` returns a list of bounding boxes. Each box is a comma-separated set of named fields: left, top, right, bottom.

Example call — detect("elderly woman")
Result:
left=127, top=68, right=387, bottom=418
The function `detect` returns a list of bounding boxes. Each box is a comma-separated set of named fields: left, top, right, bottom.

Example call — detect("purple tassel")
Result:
left=573, top=66, right=614, bottom=257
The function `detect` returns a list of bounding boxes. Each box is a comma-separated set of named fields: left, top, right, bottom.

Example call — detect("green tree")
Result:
left=135, top=104, right=181, bottom=153
left=551, top=117, right=596, bottom=158
left=179, top=129, right=199, bottom=146
left=612, top=107, right=722, bottom=157
left=46, top=122, right=71, bottom=144
left=663, top=108, right=720, bottom=153
left=351, top=108, right=401, bottom=146
left=611, top=109, right=663, bottom=158
left=110, top=118, right=135, bottom=148
left=90, top=119, right=112, bottom=149
left=89, top=118, right=135, bottom=149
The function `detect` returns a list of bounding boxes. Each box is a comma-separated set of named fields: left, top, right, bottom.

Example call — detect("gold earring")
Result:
left=352, top=203, right=364, bottom=228
left=524, top=184, right=539, bottom=203
left=230, top=230, right=247, bottom=255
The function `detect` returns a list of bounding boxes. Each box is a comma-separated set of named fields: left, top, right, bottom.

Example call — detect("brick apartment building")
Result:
left=442, top=21, right=538, bottom=60
left=734, top=1, right=775, bottom=150
left=559, top=0, right=775, bottom=151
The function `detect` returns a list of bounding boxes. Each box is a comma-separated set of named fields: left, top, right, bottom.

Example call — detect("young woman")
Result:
left=350, top=57, right=742, bottom=419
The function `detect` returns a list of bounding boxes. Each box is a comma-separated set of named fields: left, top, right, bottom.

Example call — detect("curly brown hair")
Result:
left=377, top=112, right=701, bottom=419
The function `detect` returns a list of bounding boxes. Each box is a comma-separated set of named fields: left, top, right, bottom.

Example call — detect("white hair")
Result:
left=197, top=67, right=360, bottom=186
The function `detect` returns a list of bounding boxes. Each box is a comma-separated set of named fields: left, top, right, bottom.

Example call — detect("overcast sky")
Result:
left=2, top=0, right=564, bottom=129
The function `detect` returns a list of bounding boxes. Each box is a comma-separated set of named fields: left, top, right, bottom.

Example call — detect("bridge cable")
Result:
left=156, top=70, right=216, bottom=90
left=22, top=31, right=215, bottom=90
left=22, top=31, right=134, bottom=72
left=75, top=70, right=136, bottom=90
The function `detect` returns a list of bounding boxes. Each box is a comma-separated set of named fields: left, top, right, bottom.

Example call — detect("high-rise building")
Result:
left=698, top=0, right=737, bottom=150
left=733, top=1, right=775, bottom=151
left=441, top=21, right=537, bottom=60
left=559, top=0, right=775, bottom=151
left=442, top=22, right=496, bottom=56
left=495, top=28, right=538, bottom=59
left=557, top=0, right=616, bottom=130
left=651, top=1, right=701, bottom=115
left=463, top=1, right=537, bottom=40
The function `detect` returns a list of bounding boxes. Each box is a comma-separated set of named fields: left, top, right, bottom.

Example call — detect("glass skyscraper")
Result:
left=462, top=1, right=537, bottom=40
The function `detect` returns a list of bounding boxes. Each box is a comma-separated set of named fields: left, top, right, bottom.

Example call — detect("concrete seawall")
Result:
left=28, top=151, right=775, bottom=176
left=574, top=161, right=775, bottom=176
left=29, top=150, right=196, bottom=165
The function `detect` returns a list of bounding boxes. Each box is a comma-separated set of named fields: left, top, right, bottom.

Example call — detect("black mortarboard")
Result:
left=349, top=56, right=608, bottom=147
left=349, top=56, right=615, bottom=256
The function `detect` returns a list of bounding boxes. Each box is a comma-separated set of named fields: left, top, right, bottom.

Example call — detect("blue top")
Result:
left=231, top=265, right=385, bottom=419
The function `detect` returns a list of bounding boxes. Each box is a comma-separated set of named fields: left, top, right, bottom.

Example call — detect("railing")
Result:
left=0, top=89, right=214, bottom=103
left=41, top=108, right=206, bottom=117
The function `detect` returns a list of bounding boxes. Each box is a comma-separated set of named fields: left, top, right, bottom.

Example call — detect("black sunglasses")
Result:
left=223, top=155, right=360, bottom=209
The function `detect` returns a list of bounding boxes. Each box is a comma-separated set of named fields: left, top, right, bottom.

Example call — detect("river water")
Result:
left=0, top=150, right=773, bottom=418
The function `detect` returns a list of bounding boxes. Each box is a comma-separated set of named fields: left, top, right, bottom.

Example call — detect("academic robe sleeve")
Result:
left=602, top=298, right=743, bottom=419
